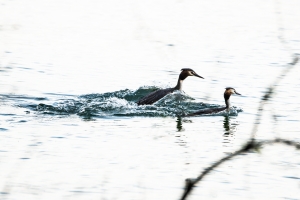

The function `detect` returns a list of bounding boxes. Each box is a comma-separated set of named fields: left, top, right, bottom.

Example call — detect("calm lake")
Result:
left=1, top=0, right=300, bottom=199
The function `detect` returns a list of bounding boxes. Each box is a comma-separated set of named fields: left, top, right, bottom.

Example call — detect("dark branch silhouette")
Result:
left=250, top=55, right=299, bottom=139
left=180, top=138, right=300, bottom=200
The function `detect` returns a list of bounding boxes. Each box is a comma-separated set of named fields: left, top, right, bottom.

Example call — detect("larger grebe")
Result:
left=137, top=68, right=204, bottom=105
left=186, top=87, right=241, bottom=116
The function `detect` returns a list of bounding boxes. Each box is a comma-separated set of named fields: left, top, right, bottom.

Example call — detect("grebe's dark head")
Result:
left=180, top=68, right=204, bottom=80
left=224, top=87, right=241, bottom=108
left=224, top=87, right=241, bottom=96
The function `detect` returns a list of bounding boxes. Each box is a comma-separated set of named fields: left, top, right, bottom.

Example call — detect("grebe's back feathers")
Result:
left=137, top=88, right=175, bottom=105
left=186, top=106, right=227, bottom=116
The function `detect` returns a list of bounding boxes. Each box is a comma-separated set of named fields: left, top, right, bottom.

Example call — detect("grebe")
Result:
left=137, top=68, right=204, bottom=105
left=186, top=87, right=241, bottom=116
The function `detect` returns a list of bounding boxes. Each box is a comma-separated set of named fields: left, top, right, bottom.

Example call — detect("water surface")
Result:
left=1, top=0, right=300, bottom=199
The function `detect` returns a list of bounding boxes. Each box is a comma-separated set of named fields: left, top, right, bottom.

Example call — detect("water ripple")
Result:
left=14, top=87, right=242, bottom=118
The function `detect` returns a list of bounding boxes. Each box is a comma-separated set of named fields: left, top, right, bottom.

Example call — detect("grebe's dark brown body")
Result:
left=137, top=68, right=204, bottom=105
left=186, top=87, right=241, bottom=116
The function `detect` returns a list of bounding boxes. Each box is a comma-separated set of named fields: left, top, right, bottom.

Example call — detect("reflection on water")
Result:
left=175, top=117, right=187, bottom=147
left=223, top=116, right=239, bottom=147
left=176, top=117, right=184, bottom=132
left=223, top=116, right=231, bottom=135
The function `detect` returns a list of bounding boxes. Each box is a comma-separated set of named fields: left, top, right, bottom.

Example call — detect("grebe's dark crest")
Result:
left=137, top=68, right=204, bottom=105
left=186, top=87, right=241, bottom=116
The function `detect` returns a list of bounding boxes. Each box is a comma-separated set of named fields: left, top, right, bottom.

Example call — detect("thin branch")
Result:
left=250, top=55, right=298, bottom=139
left=180, top=138, right=300, bottom=200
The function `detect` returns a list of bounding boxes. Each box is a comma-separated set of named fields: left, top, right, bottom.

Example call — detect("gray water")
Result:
left=1, top=0, right=300, bottom=199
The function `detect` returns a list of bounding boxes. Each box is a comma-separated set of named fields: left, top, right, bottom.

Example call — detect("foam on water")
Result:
left=11, top=87, right=243, bottom=118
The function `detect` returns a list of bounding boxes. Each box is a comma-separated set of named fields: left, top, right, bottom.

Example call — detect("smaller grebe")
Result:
left=186, top=87, right=241, bottom=116
left=137, top=68, right=204, bottom=105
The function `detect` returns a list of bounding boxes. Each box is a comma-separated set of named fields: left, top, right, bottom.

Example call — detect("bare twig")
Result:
left=180, top=138, right=300, bottom=200
left=250, top=55, right=299, bottom=139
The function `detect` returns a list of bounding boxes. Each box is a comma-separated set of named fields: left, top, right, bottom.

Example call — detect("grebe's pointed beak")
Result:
left=194, top=72, right=204, bottom=79
left=235, top=91, right=241, bottom=95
